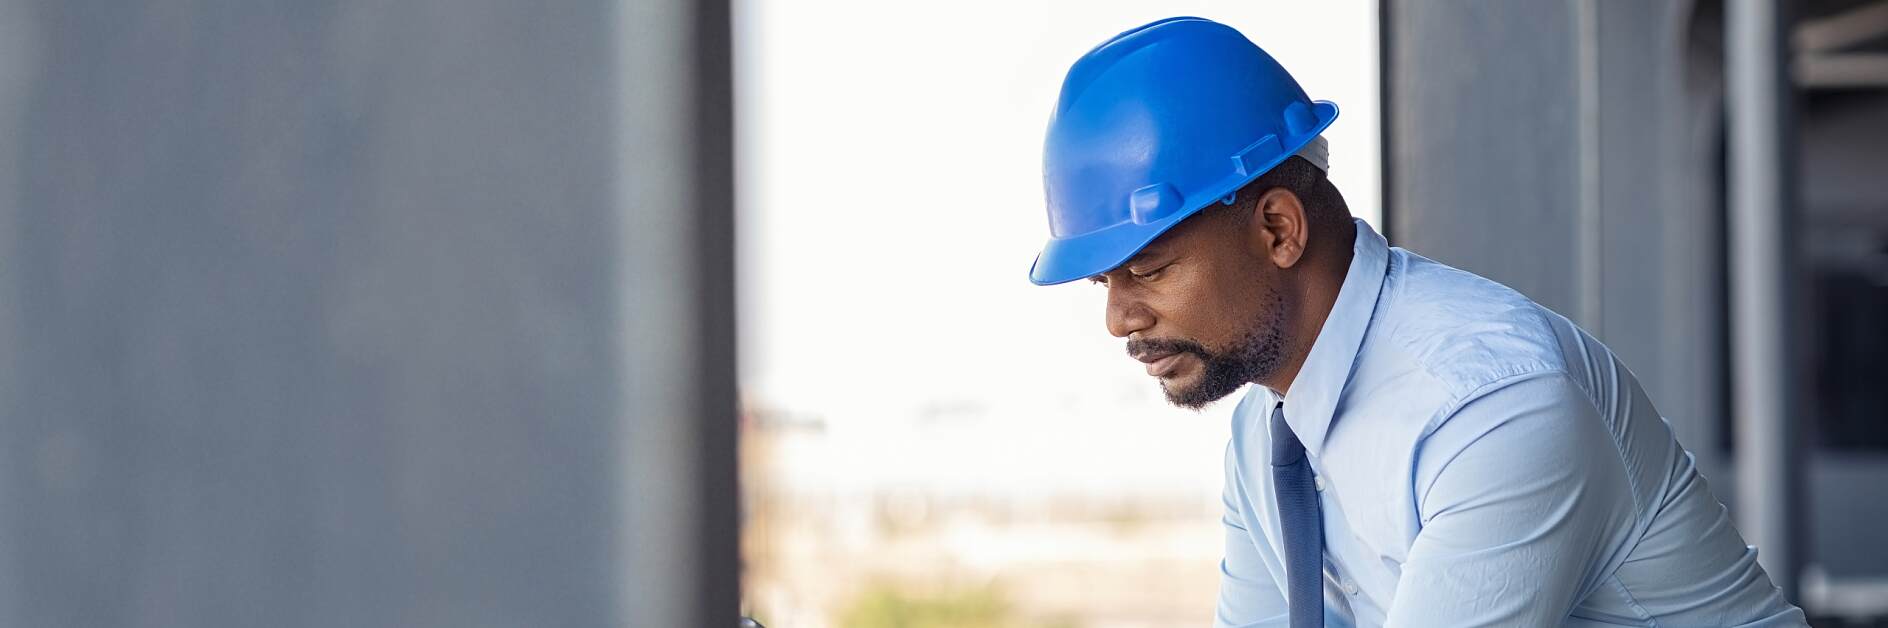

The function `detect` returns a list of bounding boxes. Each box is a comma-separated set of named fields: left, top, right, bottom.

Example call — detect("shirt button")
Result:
left=1341, top=579, right=1360, bottom=596
left=1314, top=476, right=1326, bottom=491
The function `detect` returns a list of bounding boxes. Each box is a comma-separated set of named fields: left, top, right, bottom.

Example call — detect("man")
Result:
left=1028, top=17, right=1809, bottom=628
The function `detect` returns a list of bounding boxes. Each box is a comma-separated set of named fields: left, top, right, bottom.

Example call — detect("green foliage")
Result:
left=837, top=582, right=1074, bottom=628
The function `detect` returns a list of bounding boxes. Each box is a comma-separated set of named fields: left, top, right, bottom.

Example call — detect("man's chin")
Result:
left=1158, top=375, right=1240, bottom=410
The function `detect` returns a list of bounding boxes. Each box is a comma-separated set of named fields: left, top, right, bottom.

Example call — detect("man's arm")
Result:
left=1216, top=440, right=1292, bottom=628
left=1383, top=374, right=1636, bottom=627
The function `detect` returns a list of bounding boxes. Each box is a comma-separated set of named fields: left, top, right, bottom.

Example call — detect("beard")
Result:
left=1126, top=289, right=1288, bottom=410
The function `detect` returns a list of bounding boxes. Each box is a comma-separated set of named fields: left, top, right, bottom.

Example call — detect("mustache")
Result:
left=1126, top=337, right=1210, bottom=361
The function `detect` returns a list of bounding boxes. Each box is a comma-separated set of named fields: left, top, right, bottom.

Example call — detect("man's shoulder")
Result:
left=1364, top=248, right=1574, bottom=400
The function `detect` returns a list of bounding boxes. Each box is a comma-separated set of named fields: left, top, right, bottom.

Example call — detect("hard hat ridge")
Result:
left=1055, top=16, right=1215, bottom=114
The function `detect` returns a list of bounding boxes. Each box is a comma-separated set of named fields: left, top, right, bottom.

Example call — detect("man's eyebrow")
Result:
left=1087, top=247, right=1171, bottom=283
left=1124, top=247, right=1168, bottom=267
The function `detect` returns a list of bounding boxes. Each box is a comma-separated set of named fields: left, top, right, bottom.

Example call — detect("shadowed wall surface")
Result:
left=0, top=2, right=736, bottom=626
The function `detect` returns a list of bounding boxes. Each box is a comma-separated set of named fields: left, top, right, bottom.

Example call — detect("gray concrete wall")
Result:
left=1384, top=1, right=1583, bottom=317
left=0, top=1, right=736, bottom=626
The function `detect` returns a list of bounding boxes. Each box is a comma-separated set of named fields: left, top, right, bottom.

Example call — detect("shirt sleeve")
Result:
left=1215, top=440, right=1292, bottom=628
left=1384, top=373, right=1637, bottom=627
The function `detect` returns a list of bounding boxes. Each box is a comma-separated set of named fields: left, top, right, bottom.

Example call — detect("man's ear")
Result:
left=1247, top=187, right=1309, bottom=269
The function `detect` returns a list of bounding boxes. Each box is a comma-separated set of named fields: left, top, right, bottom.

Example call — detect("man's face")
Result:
left=1092, top=208, right=1293, bottom=409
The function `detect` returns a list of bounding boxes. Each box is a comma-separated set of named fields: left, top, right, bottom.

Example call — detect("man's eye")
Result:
left=1129, top=266, right=1165, bottom=280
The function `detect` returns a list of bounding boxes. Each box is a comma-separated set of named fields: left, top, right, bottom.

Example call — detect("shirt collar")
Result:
left=1273, top=218, right=1389, bottom=457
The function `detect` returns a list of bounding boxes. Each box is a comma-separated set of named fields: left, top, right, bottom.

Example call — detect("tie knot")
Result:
left=1270, top=403, right=1306, bottom=466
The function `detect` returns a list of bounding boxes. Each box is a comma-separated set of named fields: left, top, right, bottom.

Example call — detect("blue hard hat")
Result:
left=1028, top=17, right=1338, bottom=286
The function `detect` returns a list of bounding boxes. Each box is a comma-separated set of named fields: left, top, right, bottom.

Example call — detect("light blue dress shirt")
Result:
left=1215, top=220, right=1808, bottom=627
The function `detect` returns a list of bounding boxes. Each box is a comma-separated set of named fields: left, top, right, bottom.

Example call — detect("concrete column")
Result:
left=0, top=1, right=736, bottom=626
left=1726, top=0, right=1802, bottom=599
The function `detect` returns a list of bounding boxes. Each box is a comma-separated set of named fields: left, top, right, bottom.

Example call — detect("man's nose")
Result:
left=1104, top=287, right=1154, bottom=338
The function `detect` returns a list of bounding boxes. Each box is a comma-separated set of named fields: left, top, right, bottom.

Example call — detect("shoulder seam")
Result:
left=1420, top=367, right=1570, bottom=443
left=1411, top=367, right=1570, bottom=520
left=1412, top=368, right=1648, bottom=538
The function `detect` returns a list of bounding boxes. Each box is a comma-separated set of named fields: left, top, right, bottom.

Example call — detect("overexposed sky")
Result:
left=735, top=1, right=1380, bottom=497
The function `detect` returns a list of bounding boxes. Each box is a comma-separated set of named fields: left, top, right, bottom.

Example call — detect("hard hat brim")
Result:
left=1028, top=100, right=1339, bottom=286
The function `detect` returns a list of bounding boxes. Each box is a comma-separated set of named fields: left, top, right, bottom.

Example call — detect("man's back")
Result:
left=1217, top=222, right=1806, bottom=626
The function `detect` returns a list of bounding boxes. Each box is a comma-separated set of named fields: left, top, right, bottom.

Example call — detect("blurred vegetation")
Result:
left=837, top=582, right=1075, bottom=628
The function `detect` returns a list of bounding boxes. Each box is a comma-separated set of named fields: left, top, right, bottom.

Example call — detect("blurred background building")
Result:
left=0, top=1, right=1881, bottom=627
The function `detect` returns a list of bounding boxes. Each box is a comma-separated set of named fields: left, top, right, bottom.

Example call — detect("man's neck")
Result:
left=1261, top=220, right=1358, bottom=397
